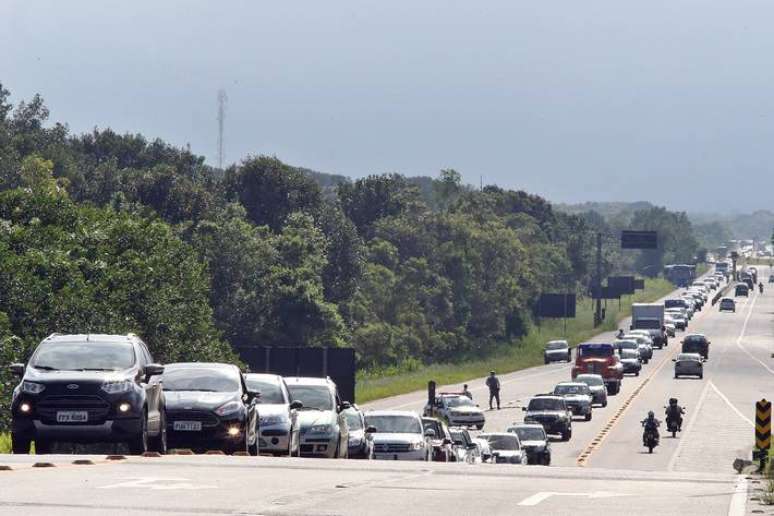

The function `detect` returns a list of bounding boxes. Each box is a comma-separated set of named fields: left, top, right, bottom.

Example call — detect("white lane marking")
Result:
left=708, top=381, right=755, bottom=428
left=734, top=294, right=774, bottom=375
left=98, top=477, right=217, bottom=490
left=517, top=491, right=628, bottom=506
left=667, top=380, right=712, bottom=472
left=728, top=475, right=748, bottom=516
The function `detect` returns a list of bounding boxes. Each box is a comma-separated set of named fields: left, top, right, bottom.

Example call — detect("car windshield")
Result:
left=554, top=384, right=588, bottom=395
left=343, top=409, right=363, bottom=430
left=446, top=396, right=475, bottom=408
left=664, top=300, right=686, bottom=308
left=449, top=430, right=466, bottom=444
left=31, top=341, right=135, bottom=371
left=621, top=349, right=639, bottom=359
left=528, top=398, right=564, bottom=410
left=546, top=342, right=567, bottom=350
left=162, top=368, right=240, bottom=392
left=364, top=415, right=421, bottom=434
left=287, top=385, right=334, bottom=411
left=678, top=354, right=701, bottom=361
left=244, top=377, right=286, bottom=404
left=619, top=340, right=638, bottom=349
left=577, top=345, right=613, bottom=358
left=684, top=336, right=705, bottom=344
left=483, top=434, right=520, bottom=451
left=576, top=375, right=603, bottom=386
left=512, top=427, right=546, bottom=441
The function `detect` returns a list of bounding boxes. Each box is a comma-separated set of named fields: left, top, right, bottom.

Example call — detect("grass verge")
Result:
left=0, top=432, right=9, bottom=454
left=357, top=277, right=676, bottom=403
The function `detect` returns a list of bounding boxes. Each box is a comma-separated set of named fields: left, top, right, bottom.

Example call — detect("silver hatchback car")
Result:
left=673, top=353, right=704, bottom=379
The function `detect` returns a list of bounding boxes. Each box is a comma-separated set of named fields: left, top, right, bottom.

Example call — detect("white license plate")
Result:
left=173, top=421, right=202, bottom=431
left=56, top=411, right=88, bottom=423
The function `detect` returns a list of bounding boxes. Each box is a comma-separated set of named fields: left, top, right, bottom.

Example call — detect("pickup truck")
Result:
left=571, top=343, right=624, bottom=395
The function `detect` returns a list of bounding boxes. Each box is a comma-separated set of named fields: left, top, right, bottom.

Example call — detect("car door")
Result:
left=335, top=389, right=349, bottom=457
left=139, top=343, right=162, bottom=434
left=240, top=374, right=258, bottom=445
left=281, top=379, right=299, bottom=451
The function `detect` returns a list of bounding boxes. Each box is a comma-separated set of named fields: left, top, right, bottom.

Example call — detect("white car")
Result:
left=365, top=411, right=431, bottom=461
left=424, top=393, right=485, bottom=430
left=244, top=373, right=302, bottom=456
left=479, top=433, right=527, bottom=465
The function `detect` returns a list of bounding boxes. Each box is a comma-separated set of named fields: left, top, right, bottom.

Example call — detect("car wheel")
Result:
left=585, top=412, right=592, bottom=422
left=128, top=412, right=149, bottom=455
left=602, top=399, right=608, bottom=408
left=148, top=411, right=167, bottom=455
left=11, top=433, right=31, bottom=454
left=699, top=373, right=704, bottom=379
left=635, top=371, right=640, bottom=377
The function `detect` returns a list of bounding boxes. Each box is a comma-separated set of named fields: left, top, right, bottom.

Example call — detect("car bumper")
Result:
left=527, top=419, right=569, bottom=435
left=299, top=434, right=338, bottom=458
left=447, top=415, right=485, bottom=427
left=675, top=366, right=702, bottom=376
left=373, top=449, right=427, bottom=461
left=590, top=391, right=607, bottom=405
left=259, top=424, right=292, bottom=452
left=13, top=417, right=142, bottom=442
left=167, top=419, right=248, bottom=450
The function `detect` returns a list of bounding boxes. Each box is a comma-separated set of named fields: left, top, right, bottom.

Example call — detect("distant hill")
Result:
left=689, top=210, right=774, bottom=241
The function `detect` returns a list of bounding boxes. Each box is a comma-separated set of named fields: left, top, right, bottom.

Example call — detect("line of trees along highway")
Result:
left=0, top=84, right=703, bottom=430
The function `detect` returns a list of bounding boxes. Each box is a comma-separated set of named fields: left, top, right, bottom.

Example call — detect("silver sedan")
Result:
left=673, top=353, right=704, bottom=379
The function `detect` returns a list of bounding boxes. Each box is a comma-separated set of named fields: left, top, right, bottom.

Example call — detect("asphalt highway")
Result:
left=0, top=266, right=767, bottom=515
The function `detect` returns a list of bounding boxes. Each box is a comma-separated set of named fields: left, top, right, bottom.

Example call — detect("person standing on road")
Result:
left=462, top=384, right=472, bottom=400
left=485, top=371, right=501, bottom=410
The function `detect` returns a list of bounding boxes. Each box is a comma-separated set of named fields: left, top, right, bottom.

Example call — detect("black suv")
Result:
left=9, top=334, right=165, bottom=454
left=522, top=395, right=572, bottom=441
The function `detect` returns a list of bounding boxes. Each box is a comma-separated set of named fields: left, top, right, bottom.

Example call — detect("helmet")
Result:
left=648, top=411, right=655, bottom=418
left=669, top=398, right=678, bottom=405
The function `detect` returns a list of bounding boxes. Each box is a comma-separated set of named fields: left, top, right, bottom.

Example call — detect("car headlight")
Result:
left=21, top=381, right=45, bottom=395
left=214, top=401, right=242, bottom=416
left=309, top=424, right=332, bottom=434
left=101, top=381, right=133, bottom=394
left=260, top=415, right=289, bottom=425
left=412, top=441, right=424, bottom=450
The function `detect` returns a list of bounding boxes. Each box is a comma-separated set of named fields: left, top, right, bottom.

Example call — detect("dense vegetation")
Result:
left=0, top=83, right=704, bottom=429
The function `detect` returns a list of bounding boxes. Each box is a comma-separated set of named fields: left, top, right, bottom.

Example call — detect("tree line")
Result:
left=0, top=84, right=703, bottom=427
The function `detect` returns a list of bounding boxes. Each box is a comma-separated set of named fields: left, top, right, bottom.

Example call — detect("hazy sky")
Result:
left=2, top=1, right=773, bottom=212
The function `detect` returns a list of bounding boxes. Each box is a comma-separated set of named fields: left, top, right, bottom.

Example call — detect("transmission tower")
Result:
left=217, top=89, right=227, bottom=169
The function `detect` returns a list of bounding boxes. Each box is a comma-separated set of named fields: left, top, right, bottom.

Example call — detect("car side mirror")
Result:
left=144, top=363, right=164, bottom=381
left=671, top=359, right=676, bottom=362
left=521, top=407, right=527, bottom=411
left=289, top=400, right=303, bottom=410
left=9, top=363, right=24, bottom=377
left=340, top=401, right=351, bottom=411
left=424, top=429, right=436, bottom=438
left=246, top=390, right=260, bottom=403
left=365, top=426, right=377, bottom=434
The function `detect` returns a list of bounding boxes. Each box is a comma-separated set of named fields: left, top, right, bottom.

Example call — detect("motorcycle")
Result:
left=664, top=405, right=686, bottom=438
left=760, top=283, right=764, bottom=294
left=641, top=421, right=660, bottom=453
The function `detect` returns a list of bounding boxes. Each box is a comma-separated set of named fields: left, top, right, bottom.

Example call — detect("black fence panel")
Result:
left=237, top=346, right=357, bottom=404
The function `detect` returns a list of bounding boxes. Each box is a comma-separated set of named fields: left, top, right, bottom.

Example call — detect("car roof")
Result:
left=164, top=362, right=239, bottom=372
left=508, top=423, right=546, bottom=430
left=555, top=382, right=586, bottom=387
left=43, top=333, right=143, bottom=344
left=479, top=432, right=518, bottom=439
left=244, top=373, right=284, bottom=382
left=684, top=333, right=706, bottom=338
left=531, top=395, right=564, bottom=401
left=677, top=353, right=702, bottom=360
left=547, top=340, right=568, bottom=345
left=720, top=297, right=734, bottom=302
left=284, top=376, right=333, bottom=387
left=366, top=410, right=420, bottom=418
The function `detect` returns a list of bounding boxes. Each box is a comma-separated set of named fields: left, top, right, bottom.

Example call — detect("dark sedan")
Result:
left=161, top=363, right=258, bottom=455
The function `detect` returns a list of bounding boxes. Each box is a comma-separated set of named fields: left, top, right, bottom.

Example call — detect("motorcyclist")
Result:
left=665, top=398, right=685, bottom=432
left=616, top=329, right=625, bottom=339
left=641, top=410, right=661, bottom=445
left=760, top=282, right=764, bottom=294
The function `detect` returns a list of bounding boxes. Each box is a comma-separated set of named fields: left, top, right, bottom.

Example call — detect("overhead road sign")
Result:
left=537, top=294, right=576, bottom=318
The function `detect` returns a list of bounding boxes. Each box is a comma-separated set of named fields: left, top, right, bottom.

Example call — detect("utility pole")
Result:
left=217, top=89, right=227, bottom=169
left=594, top=232, right=603, bottom=327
